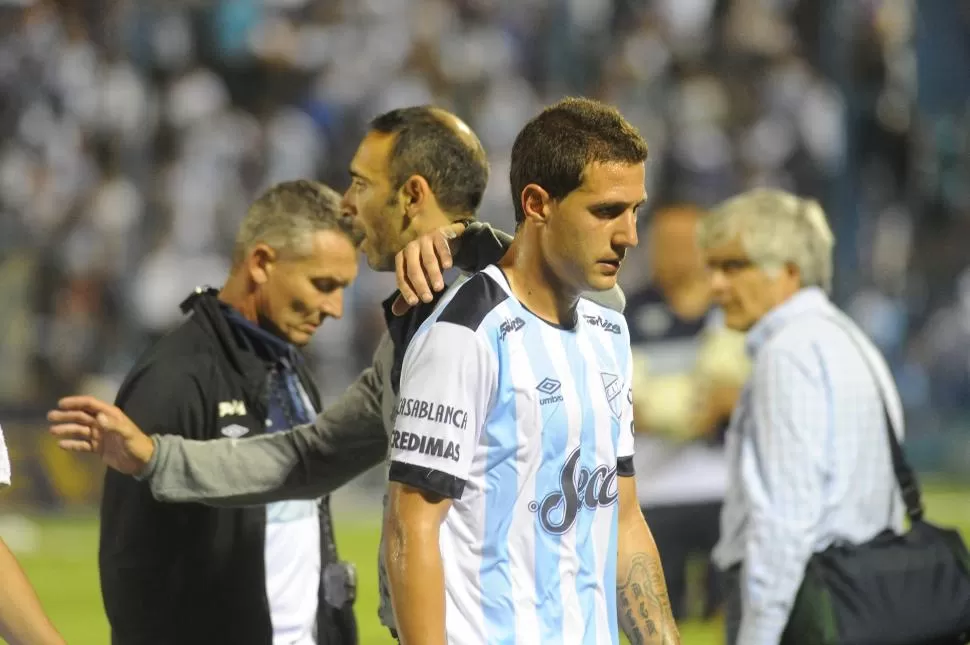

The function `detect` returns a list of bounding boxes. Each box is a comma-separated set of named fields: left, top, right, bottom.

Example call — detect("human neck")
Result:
left=498, top=230, right=579, bottom=327
left=218, top=270, right=259, bottom=324
left=409, top=208, right=460, bottom=240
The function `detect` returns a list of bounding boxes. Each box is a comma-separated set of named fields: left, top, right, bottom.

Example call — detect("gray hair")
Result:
left=698, top=188, right=835, bottom=293
left=233, top=180, right=362, bottom=265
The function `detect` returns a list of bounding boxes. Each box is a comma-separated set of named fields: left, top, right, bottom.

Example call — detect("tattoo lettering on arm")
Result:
left=618, top=553, right=680, bottom=645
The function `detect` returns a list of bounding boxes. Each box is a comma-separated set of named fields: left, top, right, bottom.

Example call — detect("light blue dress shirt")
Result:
left=712, top=287, right=906, bottom=645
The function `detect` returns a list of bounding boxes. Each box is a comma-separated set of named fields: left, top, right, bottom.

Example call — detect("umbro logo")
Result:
left=537, top=378, right=563, bottom=405
left=537, top=378, right=561, bottom=395
left=220, top=424, right=249, bottom=439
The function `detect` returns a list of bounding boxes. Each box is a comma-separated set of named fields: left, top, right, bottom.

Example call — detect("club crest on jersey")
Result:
left=601, top=372, right=623, bottom=419
left=531, top=447, right=619, bottom=535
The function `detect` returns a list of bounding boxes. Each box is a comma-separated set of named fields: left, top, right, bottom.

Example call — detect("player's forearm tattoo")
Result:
left=617, top=553, right=680, bottom=645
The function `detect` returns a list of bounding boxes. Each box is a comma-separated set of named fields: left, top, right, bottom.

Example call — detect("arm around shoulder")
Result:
left=452, top=221, right=513, bottom=272
left=146, top=342, right=392, bottom=506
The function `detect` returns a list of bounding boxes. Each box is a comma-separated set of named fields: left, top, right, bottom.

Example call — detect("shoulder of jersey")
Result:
left=578, top=296, right=629, bottom=338
left=432, top=271, right=509, bottom=334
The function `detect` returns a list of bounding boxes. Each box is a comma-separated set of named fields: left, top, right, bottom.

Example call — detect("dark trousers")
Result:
left=640, top=501, right=723, bottom=621
left=722, top=564, right=742, bottom=645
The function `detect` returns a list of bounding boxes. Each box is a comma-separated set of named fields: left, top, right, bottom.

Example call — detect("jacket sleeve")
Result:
left=140, top=339, right=391, bottom=506
left=452, top=221, right=512, bottom=271
left=454, top=221, right=626, bottom=313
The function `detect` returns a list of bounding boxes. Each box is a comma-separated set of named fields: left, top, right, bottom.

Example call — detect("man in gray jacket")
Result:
left=50, top=105, right=626, bottom=635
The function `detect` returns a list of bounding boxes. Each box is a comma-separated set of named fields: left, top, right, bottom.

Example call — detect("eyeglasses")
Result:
left=706, top=258, right=756, bottom=275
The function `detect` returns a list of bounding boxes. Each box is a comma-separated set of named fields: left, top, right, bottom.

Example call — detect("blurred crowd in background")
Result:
left=1, top=0, right=969, bottom=470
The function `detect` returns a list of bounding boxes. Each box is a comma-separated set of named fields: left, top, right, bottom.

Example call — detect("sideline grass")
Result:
left=8, top=486, right=968, bottom=644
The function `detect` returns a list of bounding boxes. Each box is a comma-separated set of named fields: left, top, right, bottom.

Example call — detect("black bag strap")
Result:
left=825, top=314, right=924, bottom=522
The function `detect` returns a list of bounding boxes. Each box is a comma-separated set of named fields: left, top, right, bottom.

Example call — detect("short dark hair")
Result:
left=233, top=180, right=362, bottom=265
left=369, top=106, right=489, bottom=218
left=510, top=97, right=648, bottom=225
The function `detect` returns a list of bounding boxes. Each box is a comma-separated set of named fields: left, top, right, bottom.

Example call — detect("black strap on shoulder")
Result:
left=825, top=314, right=924, bottom=522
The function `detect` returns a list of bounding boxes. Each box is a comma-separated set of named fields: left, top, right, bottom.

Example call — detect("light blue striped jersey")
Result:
left=388, top=265, right=636, bottom=645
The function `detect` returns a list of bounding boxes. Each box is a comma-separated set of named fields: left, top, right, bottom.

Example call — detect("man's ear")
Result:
left=784, top=261, right=802, bottom=288
left=402, top=175, right=432, bottom=215
left=247, top=244, right=276, bottom=285
left=521, top=184, right=551, bottom=226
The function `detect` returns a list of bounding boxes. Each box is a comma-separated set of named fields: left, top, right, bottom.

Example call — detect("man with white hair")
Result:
left=700, top=189, right=906, bottom=645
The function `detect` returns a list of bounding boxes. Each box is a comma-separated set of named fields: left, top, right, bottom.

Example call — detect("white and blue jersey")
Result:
left=0, top=423, right=9, bottom=487
left=388, top=265, right=636, bottom=645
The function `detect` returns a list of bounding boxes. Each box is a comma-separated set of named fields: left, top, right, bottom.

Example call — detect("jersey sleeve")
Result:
left=617, top=344, right=636, bottom=477
left=0, top=424, right=10, bottom=487
left=387, top=321, right=496, bottom=499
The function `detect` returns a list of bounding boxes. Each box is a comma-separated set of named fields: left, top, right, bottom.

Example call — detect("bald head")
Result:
left=368, top=106, right=489, bottom=218
left=429, top=107, right=478, bottom=147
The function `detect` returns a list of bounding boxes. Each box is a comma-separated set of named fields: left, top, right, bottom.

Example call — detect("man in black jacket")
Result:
left=97, top=179, right=362, bottom=645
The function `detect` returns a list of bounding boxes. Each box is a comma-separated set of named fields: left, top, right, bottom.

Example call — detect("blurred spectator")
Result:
left=1, top=0, right=968, bottom=445
left=625, top=204, right=749, bottom=621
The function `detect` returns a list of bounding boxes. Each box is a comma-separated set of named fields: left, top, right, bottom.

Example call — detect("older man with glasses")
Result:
left=700, top=189, right=906, bottom=645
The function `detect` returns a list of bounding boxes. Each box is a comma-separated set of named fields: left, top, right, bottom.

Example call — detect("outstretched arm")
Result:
left=50, top=340, right=391, bottom=506
left=0, top=537, right=65, bottom=645
left=616, top=477, right=680, bottom=645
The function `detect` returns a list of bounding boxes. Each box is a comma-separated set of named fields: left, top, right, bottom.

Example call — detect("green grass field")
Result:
left=8, top=485, right=970, bottom=644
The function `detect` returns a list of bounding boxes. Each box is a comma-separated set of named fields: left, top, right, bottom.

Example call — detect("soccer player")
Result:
left=383, top=98, right=680, bottom=645
left=0, top=425, right=66, bottom=645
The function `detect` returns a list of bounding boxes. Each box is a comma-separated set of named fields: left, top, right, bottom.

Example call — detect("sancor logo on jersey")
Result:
left=530, top=447, right=619, bottom=535
left=601, top=372, right=623, bottom=419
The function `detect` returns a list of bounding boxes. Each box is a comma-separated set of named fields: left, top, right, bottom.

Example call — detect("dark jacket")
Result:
left=99, top=289, right=355, bottom=645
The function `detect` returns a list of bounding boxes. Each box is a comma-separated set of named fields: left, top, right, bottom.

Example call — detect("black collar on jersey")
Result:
left=382, top=288, right=448, bottom=395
